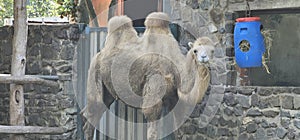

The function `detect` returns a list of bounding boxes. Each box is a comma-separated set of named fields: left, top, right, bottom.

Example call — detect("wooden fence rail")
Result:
left=0, top=74, right=59, bottom=87
left=0, top=125, right=66, bottom=134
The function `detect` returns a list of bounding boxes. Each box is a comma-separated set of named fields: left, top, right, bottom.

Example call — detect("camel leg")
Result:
left=143, top=101, right=162, bottom=140
left=81, top=89, right=115, bottom=140
left=80, top=102, right=106, bottom=140
left=146, top=121, right=159, bottom=140
left=142, top=75, right=165, bottom=140
left=161, top=98, right=177, bottom=140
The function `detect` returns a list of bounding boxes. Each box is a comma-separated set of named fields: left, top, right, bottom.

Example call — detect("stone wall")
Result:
left=168, top=0, right=300, bottom=139
left=168, top=0, right=237, bottom=87
left=178, top=86, right=300, bottom=139
left=1, top=1, right=300, bottom=139
left=0, top=24, right=81, bottom=139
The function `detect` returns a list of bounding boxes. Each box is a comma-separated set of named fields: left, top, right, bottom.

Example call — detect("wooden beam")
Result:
left=0, top=125, right=66, bottom=134
left=0, top=74, right=59, bottom=87
left=228, top=0, right=300, bottom=12
left=10, top=0, right=28, bottom=139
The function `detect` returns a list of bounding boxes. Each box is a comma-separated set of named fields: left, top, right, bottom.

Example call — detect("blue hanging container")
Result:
left=234, top=17, right=265, bottom=68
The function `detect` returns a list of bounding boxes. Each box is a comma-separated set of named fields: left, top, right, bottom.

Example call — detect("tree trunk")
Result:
left=77, top=0, right=89, bottom=24
left=108, top=0, right=118, bottom=19
left=77, top=0, right=98, bottom=26
left=10, top=0, right=27, bottom=139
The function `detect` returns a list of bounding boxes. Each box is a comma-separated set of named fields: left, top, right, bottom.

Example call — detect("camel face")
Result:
left=188, top=37, right=215, bottom=64
left=192, top=45, right=215, bottom=63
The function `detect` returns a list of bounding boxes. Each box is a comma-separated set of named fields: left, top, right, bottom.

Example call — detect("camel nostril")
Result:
left=201, top=55, right=207, bottom=58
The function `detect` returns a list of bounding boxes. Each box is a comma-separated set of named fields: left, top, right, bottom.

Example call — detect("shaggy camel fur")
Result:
left=81, top=15, right=139, bottom=140
left=81, top=12, right=215, bottom=140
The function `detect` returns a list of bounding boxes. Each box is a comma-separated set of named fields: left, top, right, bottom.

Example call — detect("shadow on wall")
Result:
left=249, top=13, right=300, bottom=86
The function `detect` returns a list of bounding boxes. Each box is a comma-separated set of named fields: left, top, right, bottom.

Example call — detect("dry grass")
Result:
left=231, top=29, right=274, bottom=75
left=261, top=29, right=276, bottom=74
left=239, top=40, right=250, bottom=52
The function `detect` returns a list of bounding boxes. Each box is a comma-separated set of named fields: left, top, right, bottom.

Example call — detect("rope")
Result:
left=245, top=0, right=251, bottom=17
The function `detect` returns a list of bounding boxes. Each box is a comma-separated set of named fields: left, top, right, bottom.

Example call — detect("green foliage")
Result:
left=27, top=0, right=60, bottom=18
left=0, top=0, right=13, bottom=26
left=57, top=0, right=77, bottom=21
left=0, top=0, right=77, bottom=26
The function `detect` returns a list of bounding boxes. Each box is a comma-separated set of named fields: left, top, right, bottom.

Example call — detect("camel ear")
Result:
left=188, top=42, right=193, bottom=48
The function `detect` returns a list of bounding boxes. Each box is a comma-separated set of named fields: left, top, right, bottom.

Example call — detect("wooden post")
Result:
left=0, top=125, right=66, bottom=134
left=10, top=0, right=27, bottom=139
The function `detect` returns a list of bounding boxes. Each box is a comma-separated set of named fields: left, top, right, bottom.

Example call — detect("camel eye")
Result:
left=193, top=50, right=198, bottom=54
left=211, top=50, right=215, bottom=54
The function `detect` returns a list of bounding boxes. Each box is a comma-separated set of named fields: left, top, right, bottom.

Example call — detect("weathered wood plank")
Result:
left=90, top=31, right=97, bottom=60
left=99, top=31, right=107, bottom=50
left=127, top=106, right=134, bottom=140
left=10, top=0, right=28, bottom=139
left=0, top=125, right=66, bottom=134
left=0, top=74, right=59, bottom=87
left=136, top=109, right=146, bottom=140
left=118, top=101, right=126, bottom=140
left=108, top=102, right=116, bottom=139
left=228, top=0, right=300, bottom=12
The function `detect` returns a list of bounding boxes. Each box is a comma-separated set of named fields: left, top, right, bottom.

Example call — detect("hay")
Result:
left=233, top=29, right=274, bottom=75
left=239, top=40, right=250, bottom=52
left=261, top=29, right=275, bottom=74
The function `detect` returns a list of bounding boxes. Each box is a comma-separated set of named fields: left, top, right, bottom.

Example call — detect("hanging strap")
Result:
left=245, top=0, right=251, bottom=17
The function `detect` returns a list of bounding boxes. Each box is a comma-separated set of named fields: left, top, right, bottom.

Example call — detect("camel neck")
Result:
left=179, top=51, right=209, bottom=93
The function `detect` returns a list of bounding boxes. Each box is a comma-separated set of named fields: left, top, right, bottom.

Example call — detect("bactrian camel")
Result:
left=81, top=12, right=216, bottom=140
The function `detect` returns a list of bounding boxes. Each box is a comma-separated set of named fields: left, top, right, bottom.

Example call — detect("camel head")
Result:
left=188, top=37, right=215, bottom=65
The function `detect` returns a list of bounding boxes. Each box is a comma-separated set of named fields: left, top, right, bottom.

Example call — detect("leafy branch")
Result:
left=0, top=0, right=78, bottom=26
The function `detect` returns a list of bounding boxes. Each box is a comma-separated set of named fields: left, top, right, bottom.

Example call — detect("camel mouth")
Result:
left=197, top=59, right=211, bottom=68
left=197, top=60, right=210, bottom=66
left=196, top=54, right=210, bottom=63
left=198, top=60, right=208, bottom=64
left=197, top=58, right=209, bottom=64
